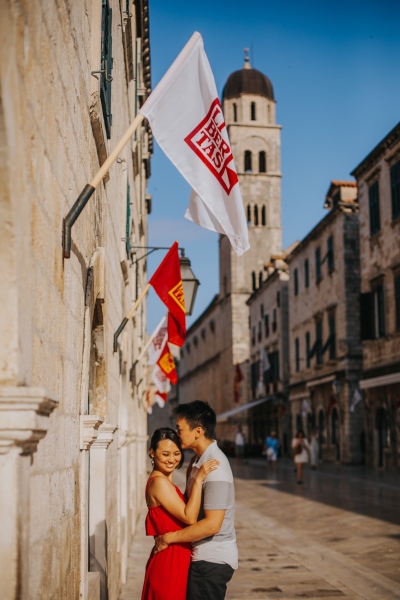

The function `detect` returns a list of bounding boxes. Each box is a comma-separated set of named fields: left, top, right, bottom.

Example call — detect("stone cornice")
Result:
left=80, top=415, right=104, bottom=450
left=91, top=423, right=118, bottom=449
left=0, top=386, right=59, bottom=455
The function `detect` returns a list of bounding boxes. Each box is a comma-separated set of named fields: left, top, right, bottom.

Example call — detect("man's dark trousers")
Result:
left=186, top=560, right=234, bottom=600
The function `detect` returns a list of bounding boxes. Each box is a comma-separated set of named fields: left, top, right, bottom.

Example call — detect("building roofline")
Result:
left=286, top=206, right=342, bottom=262
left=351, top=121, right=400, bottom=179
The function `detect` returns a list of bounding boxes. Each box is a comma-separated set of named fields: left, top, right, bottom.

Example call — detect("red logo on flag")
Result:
left=184, top=99, right=238, bottom=195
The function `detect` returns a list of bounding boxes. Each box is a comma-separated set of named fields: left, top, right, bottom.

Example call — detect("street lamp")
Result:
left=179, top=253, right=200, bottom=316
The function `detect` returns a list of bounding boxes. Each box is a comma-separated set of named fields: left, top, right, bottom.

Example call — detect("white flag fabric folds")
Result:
left=140, top=32, right=250, bottom=256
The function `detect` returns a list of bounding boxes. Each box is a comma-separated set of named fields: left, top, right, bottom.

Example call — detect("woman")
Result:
left=292, top=429, right=310, bottom=484
left=141, top=427, right=219, bottom=600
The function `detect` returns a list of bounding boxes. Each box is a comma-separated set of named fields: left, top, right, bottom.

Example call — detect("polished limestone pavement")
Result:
left=119, top=457, right=400, bottom=599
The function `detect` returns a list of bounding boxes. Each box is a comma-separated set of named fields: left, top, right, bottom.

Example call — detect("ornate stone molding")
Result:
left=80, top=415, right=104, bottom=450
left=91, top=423, right=118, bottom=450
left=0, top=386, right=59, bottom=455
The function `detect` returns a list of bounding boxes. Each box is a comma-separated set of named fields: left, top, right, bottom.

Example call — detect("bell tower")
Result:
left=220, top=53, right=282, bottom=365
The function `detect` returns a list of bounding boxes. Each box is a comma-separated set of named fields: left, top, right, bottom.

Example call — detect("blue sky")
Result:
left=145, top=0, right=400, bottom=333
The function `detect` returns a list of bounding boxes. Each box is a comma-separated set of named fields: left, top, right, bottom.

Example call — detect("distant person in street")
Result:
left=292, top=429, right=310, bottom=484
left=234, top=425, right=245, bottom=460
left=141, top=427, right=219, bottom=600
left=154, top=400, right=238, bottom=600
left=264, top=431, right=279, bottom=468
left=309, top=428, right=319, bottom=469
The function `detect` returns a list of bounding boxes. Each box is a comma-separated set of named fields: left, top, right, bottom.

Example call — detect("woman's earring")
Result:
left=150, top=456, right=155, bottom=468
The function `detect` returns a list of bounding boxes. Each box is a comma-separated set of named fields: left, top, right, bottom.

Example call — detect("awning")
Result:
left=217, top=397, right=273, bottom=423
left=360, top=371, right=400, bottom=390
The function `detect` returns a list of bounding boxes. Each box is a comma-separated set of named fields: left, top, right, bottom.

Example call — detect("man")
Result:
left=154, top=400, right=237, bottom=600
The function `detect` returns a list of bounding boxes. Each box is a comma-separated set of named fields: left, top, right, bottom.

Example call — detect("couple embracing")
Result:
left=141, top=401, right=237, bottom=600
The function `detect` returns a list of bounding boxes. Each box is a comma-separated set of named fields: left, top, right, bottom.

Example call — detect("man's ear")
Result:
left=195, top=426, right=203, bottom=439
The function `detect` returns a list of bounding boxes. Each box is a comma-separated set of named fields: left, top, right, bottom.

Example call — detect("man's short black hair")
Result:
left=173, top=400, right=216, bottom=440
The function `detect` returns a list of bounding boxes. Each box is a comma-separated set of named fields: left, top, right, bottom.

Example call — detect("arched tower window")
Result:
left=254, top=205, right=259, bottom=226
left=261, top=205, right=266, bottom=226
left=233, top=103, right=237, bottom=122
left=252, top=271, right=256, bottom=291
left=244, top=150, right=252, bottom=172
left=247, top=205, right=251, bottom=225
left=259, top=271, right=263, bottom=287
left=259, top=151, right=267, bottom=173
left=251, top=102, right=256, bottom=121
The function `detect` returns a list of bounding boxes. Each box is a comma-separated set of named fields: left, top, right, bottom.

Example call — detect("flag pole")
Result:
left=132, top=314, right=167, bottom=370
left=63, top=113, right=145, bottom=259
left=113, top=283, right=151, bottom=352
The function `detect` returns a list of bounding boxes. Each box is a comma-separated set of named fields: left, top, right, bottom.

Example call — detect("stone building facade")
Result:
left=287, top=182, right=364, bottom=464
left=0, top=1, right=151, bottom=599
left=178, top=57, right=282, bottom=440
left=246, top=254, right=292, bottom=454
left=351, top=122, right=400, bottom=470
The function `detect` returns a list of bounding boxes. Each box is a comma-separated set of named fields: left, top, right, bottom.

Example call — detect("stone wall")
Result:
left=0, top=1, right=151, bottom=598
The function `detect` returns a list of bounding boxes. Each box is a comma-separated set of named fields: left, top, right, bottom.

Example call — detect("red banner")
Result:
left=149, top=242, right=186, bottom=346
left=157, top=342, right=178, bottom=385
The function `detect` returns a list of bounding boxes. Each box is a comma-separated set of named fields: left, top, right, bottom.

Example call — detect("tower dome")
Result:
left=222, top=54, right=274, bottom=102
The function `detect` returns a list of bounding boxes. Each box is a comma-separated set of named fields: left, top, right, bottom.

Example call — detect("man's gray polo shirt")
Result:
left=186, top=441, right=238, bottom=569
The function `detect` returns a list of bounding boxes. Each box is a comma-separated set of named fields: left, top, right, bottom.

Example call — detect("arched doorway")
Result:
left=331, top=408, right=340, bottom=461
left=375, top=408, right=389, bottom=468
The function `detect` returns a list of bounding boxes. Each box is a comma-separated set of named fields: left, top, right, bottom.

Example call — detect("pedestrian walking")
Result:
left=264, top=431, right=279, bottom=469
left=292, top=429, right=310, bottom=484
left=154, top=400, right=238, bottom=600
left=309, top=428, right=319, bottom=469
left=234, top=425, right=245, bottom=460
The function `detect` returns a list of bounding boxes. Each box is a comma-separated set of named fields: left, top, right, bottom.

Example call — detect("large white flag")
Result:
left=140, top=32, right=250, bottom=256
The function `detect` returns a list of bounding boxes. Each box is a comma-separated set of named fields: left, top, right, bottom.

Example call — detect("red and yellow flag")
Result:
left=149, top=241, right=186, bottom=346
left=157, top=342, right=178, bottom=385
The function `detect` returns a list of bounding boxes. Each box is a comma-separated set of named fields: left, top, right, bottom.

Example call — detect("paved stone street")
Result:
left=119, top=459, right=400, bottom=599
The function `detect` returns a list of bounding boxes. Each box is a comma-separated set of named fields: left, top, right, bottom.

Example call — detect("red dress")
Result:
left=141, top=478, right=191, bottom=600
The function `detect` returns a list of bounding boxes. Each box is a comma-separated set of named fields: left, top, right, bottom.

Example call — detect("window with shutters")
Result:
left=305, top=332, right=311, bottom=368
left=259, top=151, right=266, bottom=173
left=295, top=338, right=300, bottom=372
left=294, top=268, right=299, bottom=296
left=315, top=247, right=322, bottom=283
left=252, top=271, right=256, bottom=291
left=327, top=312, right=336, bottom=359
left=360, top=292, right=374, bottom=340
left=304, top=258, right=310, bottom=288
left=258, top=271, right=263, bottom=287
left=247, top=205, right=251, bottom=224
left=100, top=0, right=113, bottom=139
left=315, top=319, right=323, bottom=365
left=244, top=150, right=252, bottom=172
left=369, top=181, right=381, bottom=235
left=373, top=284, right=385, bottom=338
left=272, top=308, right=277, bottom=332
left=264, top=314, right=270, bottom=337
left=391, top=160, right=400, bottom=220
left=125, top=183, right=131, bottom=257
left=327, top=235, right=334, bottom=273
left=395, top=275, right=400, bottom=332
left=257, top=320, right=262, bottom=342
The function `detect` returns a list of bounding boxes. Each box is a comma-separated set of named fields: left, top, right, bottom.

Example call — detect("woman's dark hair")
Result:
left=296, top=429, right=305, bottom=438
left=149, top=427, right=184, bottom=469
left=173, top=400, right=216, bottom=440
